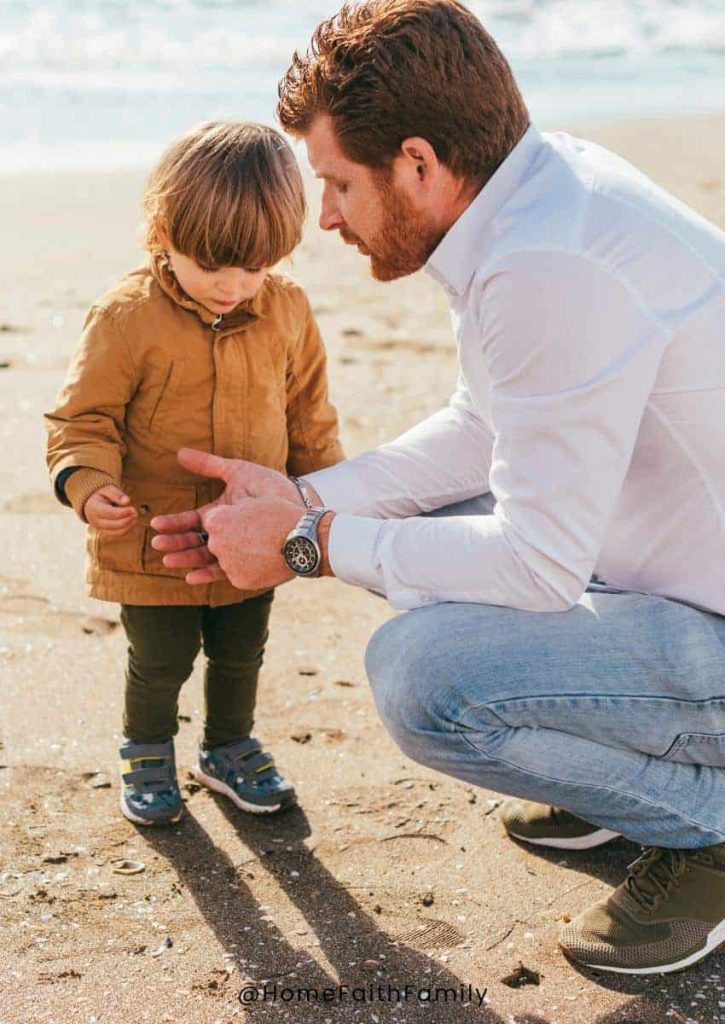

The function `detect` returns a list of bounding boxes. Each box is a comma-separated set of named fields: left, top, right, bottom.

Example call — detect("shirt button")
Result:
left=139, top=503, right=151, bottom=517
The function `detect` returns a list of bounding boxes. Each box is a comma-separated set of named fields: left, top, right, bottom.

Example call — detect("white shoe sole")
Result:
left=120, top=793, right=183, bottom=826
left=561, top=917, right=725, bottom=974
left=192, top=766, right=294, bottom=815
left=507, top=827, right=621, bottom=850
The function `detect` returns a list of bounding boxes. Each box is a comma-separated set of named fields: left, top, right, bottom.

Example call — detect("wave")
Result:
left=2, top=0, right=724, bottom=77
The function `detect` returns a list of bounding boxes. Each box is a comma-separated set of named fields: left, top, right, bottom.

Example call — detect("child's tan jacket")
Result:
left=45, top=256, right=343, bottom=607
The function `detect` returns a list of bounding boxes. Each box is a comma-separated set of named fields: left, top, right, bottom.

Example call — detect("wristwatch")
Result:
left=283, top=507, right=329, bottom=578
left=289, top=475, right=316, bottom=511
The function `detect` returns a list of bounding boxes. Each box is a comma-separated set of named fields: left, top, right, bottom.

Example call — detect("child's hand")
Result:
left=84, top=485, right=138, bottom=536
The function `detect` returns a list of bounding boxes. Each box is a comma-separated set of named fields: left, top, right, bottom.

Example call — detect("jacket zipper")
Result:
left=212, top=314, right=224, bottom=332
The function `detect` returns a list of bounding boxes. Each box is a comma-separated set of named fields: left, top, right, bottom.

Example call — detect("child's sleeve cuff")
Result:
left=64, top=468, right=115, bottom=521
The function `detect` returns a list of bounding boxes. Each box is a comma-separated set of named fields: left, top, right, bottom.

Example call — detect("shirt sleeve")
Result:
left=323, top=251, right=668, bottom=611
left=305, top=374, right=494, bottom=518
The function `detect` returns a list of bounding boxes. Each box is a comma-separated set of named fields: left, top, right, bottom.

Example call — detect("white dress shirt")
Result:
left=306, top=125, right=725, bottom=614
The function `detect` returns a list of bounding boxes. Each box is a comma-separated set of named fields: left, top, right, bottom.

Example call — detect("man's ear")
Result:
left=399, top=137, right=440, bottom=188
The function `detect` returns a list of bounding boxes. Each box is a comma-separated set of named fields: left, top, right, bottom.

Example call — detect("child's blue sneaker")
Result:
left=119, top=738, right=183, bottom=826
left=194, top=737, right=296, bottom=814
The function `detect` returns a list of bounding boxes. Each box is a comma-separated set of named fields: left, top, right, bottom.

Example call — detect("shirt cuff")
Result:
left=304, top=463, right=379, bottom=516
left=327, top=514, right=386, bottom=594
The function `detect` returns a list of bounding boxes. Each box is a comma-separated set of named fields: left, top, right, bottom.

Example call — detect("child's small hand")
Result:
left=84, top=485, right=138, bottom=536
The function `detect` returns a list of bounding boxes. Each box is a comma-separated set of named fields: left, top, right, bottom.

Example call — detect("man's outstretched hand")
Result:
left=150, top=448, right=320, bottom=587
left=166, top=498, right=303, bottom=588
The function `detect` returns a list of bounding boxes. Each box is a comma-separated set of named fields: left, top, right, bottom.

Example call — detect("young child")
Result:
left=45, top=121, right=343, bottom=826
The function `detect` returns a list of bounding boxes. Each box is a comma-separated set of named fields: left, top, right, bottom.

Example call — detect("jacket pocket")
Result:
left=662, top=731, right=725, bottom=767
left=147, top=359, right=186, bottom=432
left=92, top=521, right=145, bottom=574
left=93, top=478, right=196, bottom=579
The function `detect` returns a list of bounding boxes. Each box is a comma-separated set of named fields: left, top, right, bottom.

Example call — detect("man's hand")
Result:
left=151, top=448, right=305, bottom=536
left=84, top=485, right=137, bottom=536
left=161, top=497, right=305, bottom=589
left=151, top=448, right=309, bottom=581
left=150, top=448, right=327, bottom=587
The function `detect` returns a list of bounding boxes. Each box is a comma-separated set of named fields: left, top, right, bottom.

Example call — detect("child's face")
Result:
left=165, top=243, right=269, bottom=316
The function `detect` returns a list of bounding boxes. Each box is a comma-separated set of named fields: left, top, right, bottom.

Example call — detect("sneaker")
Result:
left=559, top=844, right=725, bottom=974
left=119, top=738, right=183, bottom=826
left=193, top=737, right=296, bottom=814
left=500, top=799, right=620, bottom=850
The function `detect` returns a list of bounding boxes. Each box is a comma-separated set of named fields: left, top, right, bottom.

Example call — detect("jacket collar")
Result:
left=150, top=252, right=265, bottom=334
left=425, top=124, right=544, bottom=299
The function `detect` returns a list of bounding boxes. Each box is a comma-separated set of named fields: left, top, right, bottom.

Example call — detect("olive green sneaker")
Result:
left=559, top=844, right=725, bottom=974
left=500, top=799, right=620, bottom=850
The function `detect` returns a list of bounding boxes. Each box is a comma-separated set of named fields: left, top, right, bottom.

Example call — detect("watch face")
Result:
left=284, top=535, right=320, bottom=576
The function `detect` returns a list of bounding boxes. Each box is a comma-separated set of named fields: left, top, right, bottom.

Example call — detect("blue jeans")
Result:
left=364, top=495, right=725, bottom=848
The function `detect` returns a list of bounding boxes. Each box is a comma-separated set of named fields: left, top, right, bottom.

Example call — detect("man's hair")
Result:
left=143, top=121, right=306, bottom=268
left=277, top=0, right=529, bottom=186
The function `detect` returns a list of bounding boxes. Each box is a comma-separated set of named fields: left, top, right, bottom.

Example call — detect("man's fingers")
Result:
left=162, top=548, right=217, bottom=569
left=152, top=530, right=207, bottom=553
left=185, top=565, right=228, bottom=585
left=150, top=509, right=202, bottom=533
left=176, top=448, right=231, bottom=482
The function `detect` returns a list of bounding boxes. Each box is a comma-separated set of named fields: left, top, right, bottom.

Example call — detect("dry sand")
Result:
left=1, top=116, right=725, bottom=1024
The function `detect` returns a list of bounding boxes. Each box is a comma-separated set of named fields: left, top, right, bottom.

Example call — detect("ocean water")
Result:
left=2, top=0, right=725, bottom=171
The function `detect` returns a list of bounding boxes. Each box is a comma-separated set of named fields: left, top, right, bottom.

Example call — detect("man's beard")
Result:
left=343, top=176, right=444, bottom=282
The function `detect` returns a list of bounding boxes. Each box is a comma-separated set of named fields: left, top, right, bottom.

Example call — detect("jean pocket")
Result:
left=663, top=731, right=725, bottom=767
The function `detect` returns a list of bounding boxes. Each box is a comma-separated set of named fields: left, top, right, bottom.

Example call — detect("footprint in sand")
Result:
left=0, top=575, right=118, bottom=637
left=393, top=917, right=466, bottom=952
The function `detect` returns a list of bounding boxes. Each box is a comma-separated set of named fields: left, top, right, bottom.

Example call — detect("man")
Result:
left=151, top=0, right=725, bottom=975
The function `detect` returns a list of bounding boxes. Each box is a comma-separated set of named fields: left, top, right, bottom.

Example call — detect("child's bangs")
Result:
left=172, top=158, right=305, bottom=271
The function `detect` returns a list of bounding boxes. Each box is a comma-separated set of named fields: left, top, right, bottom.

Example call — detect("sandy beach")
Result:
left=1, top=115, right=724, bottom=1024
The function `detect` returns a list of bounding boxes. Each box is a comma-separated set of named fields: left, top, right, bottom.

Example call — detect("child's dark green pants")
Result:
left=120, top=592, right=274, bottom=749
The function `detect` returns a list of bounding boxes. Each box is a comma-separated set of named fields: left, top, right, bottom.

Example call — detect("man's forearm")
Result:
left=304, top=402, right=493, bottom=520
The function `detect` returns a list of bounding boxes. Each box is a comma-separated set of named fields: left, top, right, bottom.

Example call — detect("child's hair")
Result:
left=143, top=121, right=306, bottom=270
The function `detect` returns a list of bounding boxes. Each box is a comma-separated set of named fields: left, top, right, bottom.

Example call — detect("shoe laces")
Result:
left=625, top=847, right=688, bottom=912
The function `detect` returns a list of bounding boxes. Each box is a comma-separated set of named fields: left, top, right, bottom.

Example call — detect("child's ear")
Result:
left=155, top=218, right=170, bottom=250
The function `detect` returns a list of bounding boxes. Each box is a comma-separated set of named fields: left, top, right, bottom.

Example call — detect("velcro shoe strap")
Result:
left=123, top=764, right=174, bottom=788
left=236, top=750, right=275, bottom=776
left=224, top=738, right=263, bottom=760
left=120, top=742, right=174, bottom=759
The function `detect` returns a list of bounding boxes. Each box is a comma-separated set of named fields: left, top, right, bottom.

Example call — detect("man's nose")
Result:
left=319, top=187, right=343, bottom=232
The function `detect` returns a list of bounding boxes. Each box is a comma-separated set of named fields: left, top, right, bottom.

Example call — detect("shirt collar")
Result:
left=425, top=124, right=544, bottom=298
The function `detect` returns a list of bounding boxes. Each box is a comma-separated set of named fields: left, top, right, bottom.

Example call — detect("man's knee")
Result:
left=365, top=610, right=451, bottom=759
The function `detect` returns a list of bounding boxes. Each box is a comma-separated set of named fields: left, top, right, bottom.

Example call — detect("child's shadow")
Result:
left=142, top=800, right=523, bottom=1023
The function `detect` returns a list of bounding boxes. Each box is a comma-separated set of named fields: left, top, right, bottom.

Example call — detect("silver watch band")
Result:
left=290, top=476, right=316, bottom=511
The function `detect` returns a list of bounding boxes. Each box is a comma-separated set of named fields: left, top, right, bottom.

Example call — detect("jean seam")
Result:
left=463, top=694, right=725, bottom=720
left=454, top=726, right=725, bottom=841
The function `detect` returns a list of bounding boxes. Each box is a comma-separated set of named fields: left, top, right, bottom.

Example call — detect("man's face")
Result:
left=305, top=115, right=442, bottom=282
